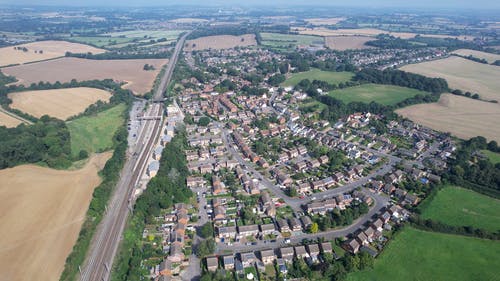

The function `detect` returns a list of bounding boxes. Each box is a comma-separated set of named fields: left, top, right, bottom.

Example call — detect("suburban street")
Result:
left=79, top=33, right=189, bottom=281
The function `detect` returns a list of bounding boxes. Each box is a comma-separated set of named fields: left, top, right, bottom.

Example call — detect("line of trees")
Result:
left=409, top=215, right=500, bottom=240
left=60, top=111, right=130, bottom=281
left=65, top=51, right=172, bottom=60
left=112, top=129, right=193, bottom=280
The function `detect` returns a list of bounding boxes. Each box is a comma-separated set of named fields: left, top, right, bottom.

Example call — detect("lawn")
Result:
left=482, top=150, right=500, bottom=164
left=347, top=227, right=500, bottom=281
left=328, top=84, right=428, bottom=105
left=260, top=32, right=323, bottom=49
left=420, top=185, right=500, bottom=231
left=282, top=68, right=354, bottom=87
left=67, top=104, right=126, bottom=157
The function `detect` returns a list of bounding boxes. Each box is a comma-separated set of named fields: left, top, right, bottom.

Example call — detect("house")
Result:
left=260, top=249, right=276, bottom=265
left=159, top=259, right=172, bottom=276
left=238, top=224, right=260, bottom=238
left=279, top=247, right=295, bottom=263
left=294, top=245, right=309, bottom=259
left=372, top=218, right=384, bottom=232
left=380, top=211, right=391, bottom=223
left=393, top=188, right=407, bottom=200
left=217, top=226, right=237, bottom=239
left=307, top=244, right=320, bottom=261
left=320, top=242, right=333, bottom=254
left=260, top=223, right=276, bottom=235
left=223, top=255, right=235, bottom=270
left=168, top=243, right=184, bottom=262
left=364, top=226, right=375, bottom=240
left=289, top=218, right=302, bottom=232
left=356, top=231, right=369, bottom=245
left=153, top=146, right=164, bottom=160
left=213, top=206, right=226, bottom=220
left=344, top=238, right=360, bottom=254
left=240, top=252, right=258, bottom=267
left=206, top=256, right=219, bottom=272
left=148, top=161, right=160, bottom=177
left=404, top=193, right=420, bottom=205
left=277, top=219, right=291, bottom=233
left=300, top=216, right=313, bottom=229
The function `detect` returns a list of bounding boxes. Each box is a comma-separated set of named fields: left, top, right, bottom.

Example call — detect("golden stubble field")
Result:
left=0, top=40, right=105, bottom=67
left=0, top=109, right=23, bottom=128
left=0, top=152, right=111, bottom=281
left=304, top=17, right=346, bottom=25
left=451, top=49, right=500, bottom=63
left=184, top=34, right=257, bottom=51
left=294, top=27, right=418, bottom=39
left=2, top=57, right=167, bottom=95
left=324, top=36, right=374, bottom=50
left=396, top=94, right=500, bottom=142
left=8, top=87, right=112, bottom=120
left=401, top=56, right=500, bottom=101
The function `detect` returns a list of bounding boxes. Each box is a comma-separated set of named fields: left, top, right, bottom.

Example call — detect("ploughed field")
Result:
left=8, top=87, right=112, bottom=120
left=347, top=227, right=500, bottom=281
left=396, top=94, right=500, bottom=142
left=324, top=36, right=374, bottom=50
left=1, top=57, right=167, bottom=95
left=420, top=185, right=500, bottom=232
left=0, top=40, right=105, bottom=67
left=184, top=34, right=257, bottom=51
left=328, top=84, right=428, bottom=105
left=0, top=153, right=111, bottom=281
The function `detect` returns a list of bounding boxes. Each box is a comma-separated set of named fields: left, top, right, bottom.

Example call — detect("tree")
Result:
left=199, top=222, right=214, bottom=238
left=309, top=222, right=319, bottom=234
left=78, top=149, right=89, bottom=160
left=198, top=116, right=210, bottom=126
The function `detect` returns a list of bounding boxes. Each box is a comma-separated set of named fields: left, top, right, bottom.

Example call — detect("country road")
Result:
left=79, top=32, right=189, bottom=281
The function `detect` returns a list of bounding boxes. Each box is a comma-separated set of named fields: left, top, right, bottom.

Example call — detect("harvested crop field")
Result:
left=8, top=87, right=112, bottom=120
left=0, top=152, right=111, bottom=281
left=295, top=27, right=417, bottom=39
left=396, top=94, right=500, bottom=142
left=0, top=40, right=105, bottom=67
left=325, top=36, right=374, bottom=50
left=401, top=56, right=500, bottom=101
left=2, top=57, right=167, bottom=95
left=184, top=34, right=257, bottom=51
left=0, top=109, right=23, bottom=128
left=451, top=49, right=500, bottom=63
left=304, top=17, right=346, bottom=25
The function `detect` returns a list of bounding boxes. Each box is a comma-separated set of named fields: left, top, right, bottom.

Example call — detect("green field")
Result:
left=67, top=104, right=126, bottom=157
left=105, top=30, right=186, bottom=40
left=282, top=68, right=354, bottom=87
left=68, top=36, right=136, bottom=48
left=420, top=185, right=500, bottom=231
left=261, top=32, right=323, bottom=49
left=328, top=84, right=428, bottom=105
left=482, top=150, right=500, bottom=164
left=348, top=227, right=500, bottom=281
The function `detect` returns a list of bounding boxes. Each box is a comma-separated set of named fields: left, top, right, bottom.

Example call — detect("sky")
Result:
left=0, top=0, right=499, bottom=9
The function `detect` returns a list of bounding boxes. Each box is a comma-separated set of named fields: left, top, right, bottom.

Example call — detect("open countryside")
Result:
left=0, top=153, right=111, bottom=281
left=67, top=104, right=126, bottom=157
left=2, top=57, right=167, bottom=95
left=8, top=87, right=112, bottom=120
left=401, top=56, right=500, bottom=101
left=282, top=68, right=354, bottom=87
left=184, top=34, right=257, bottom=51
left=325, top=36, right=374, bottom=50
left=420, top=186, right=500, bottom=232
left=328, top=84, right=428, bottom=105
left=451, top=49, right=500, bottom=63
left=396, top=94, right=500, bottom=142
left=0, top=109, right=23, bottom=127
left=347, top=227, right=500, bottom=281
left=0, top=40, right=105, bottom=67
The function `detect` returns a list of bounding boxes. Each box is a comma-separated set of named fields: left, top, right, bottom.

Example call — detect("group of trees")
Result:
left=113, top=131, right=193, bottom=280
left=313, top=202, right=370, bottom=231
left=0, top=116, right=71, bottom=169
left=366, top=34, right=477, bottom=49
left=444, top=136, right=500, bottom=198
left=354, top=68, right=449, bottom=94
